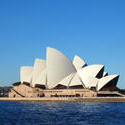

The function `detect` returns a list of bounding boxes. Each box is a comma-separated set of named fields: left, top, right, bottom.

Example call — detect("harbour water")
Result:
left=0, top=101, right=125, bottom=125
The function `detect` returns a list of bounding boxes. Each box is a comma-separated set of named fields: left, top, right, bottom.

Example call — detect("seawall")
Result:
left=1, top=97, right=125, bottom=102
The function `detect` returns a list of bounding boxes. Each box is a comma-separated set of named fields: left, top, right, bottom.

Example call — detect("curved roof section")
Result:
left=87, top=77, right=99, bottom=88
left=73, top=55, right=86, bottom=70
left=20, top=66, right=33, bottom=83
left=103, top=72, right=108, bottom=77
left=78, top=65, right=104, bottom=88
left=97, top=74, right=119, bottom=91
left=58, top=73, right=75, bottom=86
left=32, top=59, right=46, bottom=87
left=47, top=47, right=76, bottom=89
left=69, top=73, right=84, bottom=87
left=33, top=68, right=47, bottom=87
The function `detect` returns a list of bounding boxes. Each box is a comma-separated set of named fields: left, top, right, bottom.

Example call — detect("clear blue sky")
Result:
left=0, top=0, right=125, bottom=88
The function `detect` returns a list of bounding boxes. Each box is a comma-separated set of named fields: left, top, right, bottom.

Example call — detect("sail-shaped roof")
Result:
left=103, top=72, right=108, bottom=77
left=19, top=46, right=119, bottom=91
left=58, top=73, right=75, bottom=86
left=34, top=68, right=47, bottom=86
left=87, top=76, right=99, bottom=88
left=20, top=66, right=33, bottom=83
left=73, top=55, right=86, bottom=70
left=97, top=74, right=119, bottom=91
left=69, top=73, right=84, bottom=87
left=46, top=47, right=76, bottom=89
left=32, top=59, right=46, bottom=87
left=78, top=65, right=104, bottom=88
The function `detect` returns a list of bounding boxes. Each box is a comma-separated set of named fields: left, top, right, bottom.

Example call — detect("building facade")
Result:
left=9, top=47, right=120, bottom=98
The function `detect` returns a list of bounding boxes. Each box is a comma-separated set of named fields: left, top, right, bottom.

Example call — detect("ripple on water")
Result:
left=0, top=101, right=125, bottom=125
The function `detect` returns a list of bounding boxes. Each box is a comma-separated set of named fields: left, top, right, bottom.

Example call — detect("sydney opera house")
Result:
left=9, top=47, right=120, bottom=98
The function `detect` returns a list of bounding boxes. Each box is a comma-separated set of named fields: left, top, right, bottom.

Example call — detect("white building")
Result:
left=20, top=47, right=119, bottom=91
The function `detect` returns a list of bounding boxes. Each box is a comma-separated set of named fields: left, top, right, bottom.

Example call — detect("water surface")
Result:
left=0, top=101, right=125, bottom=125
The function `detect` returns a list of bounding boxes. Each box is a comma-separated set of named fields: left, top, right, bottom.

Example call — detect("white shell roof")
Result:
left=46, top=47, right=76, bottom=89
left=32, top=59, right=46, bottom=87
left=78, top=65, right=104, bottom=88
left=19, top=47, right=119, bottom=91
left=103, top=72, right=108, bottom=77
left=20, top=66, right=33, bottom=83
left=73, top=55, right=86, bottom=70
left=87, top=77, right=99, bottom=88
left=97, top=74, right=119, bottom=91
left=33, top=68, right=47, bottom=87
left=58, top=73, right=75, bottom=86
left=69, top=73, right=84, bottom=87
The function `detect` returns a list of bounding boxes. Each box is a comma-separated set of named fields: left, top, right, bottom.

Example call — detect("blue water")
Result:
left=0, top=101, right=125, bottom=125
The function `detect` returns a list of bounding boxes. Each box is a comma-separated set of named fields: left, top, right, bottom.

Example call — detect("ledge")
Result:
left=1, top=97, right=125, bottom=102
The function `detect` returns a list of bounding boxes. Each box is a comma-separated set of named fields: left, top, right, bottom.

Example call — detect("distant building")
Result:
left=9, top=47, right=120, bottom=98
left=0, top=87, right=12, bottom=97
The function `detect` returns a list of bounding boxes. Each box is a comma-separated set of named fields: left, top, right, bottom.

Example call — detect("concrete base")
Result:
left=9, top=84, right=96, bottom=98
left=1, top=97, right=125, bottom=102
